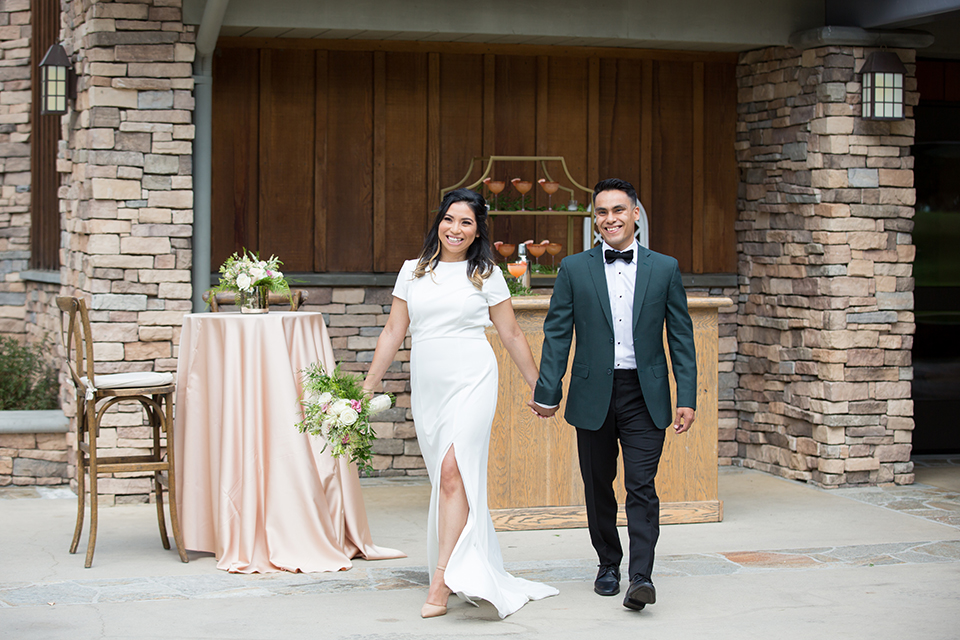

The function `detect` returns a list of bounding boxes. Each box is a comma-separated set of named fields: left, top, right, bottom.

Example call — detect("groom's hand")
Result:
left=674, top=407, right=695, bottom=434
left=527, top=397, right=557, bottom=419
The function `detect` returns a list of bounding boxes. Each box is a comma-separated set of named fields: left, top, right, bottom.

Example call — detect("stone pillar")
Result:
left=736, top=45, right=916, bottom=487
left=57, top=0, right=196, bottom=502
left=0, top=0, right=31, bottom=337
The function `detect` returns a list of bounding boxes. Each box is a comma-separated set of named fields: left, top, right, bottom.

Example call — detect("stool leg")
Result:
left=70, top=446, right=85, bottom=555
left=85, top=456, right=98, bottom=568
left=164, top=393, right=188, bottom=563
left=151, top=398, right=171, bottom=550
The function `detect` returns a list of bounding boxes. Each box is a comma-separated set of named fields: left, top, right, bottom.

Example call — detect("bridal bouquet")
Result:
left=297, top=362, right=394, bottom=474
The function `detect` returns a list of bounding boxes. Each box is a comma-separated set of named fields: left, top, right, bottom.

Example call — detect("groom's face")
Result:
left=594, top=189, right=640, bottom=251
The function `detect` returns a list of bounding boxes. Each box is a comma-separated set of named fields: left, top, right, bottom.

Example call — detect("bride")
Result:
left=362, top=188, right=558, bottom=618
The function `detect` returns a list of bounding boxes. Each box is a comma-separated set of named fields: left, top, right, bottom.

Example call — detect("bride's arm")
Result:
left=362, top=296, right=410, bottom=394
left=489, top=299, right=539, bottom=390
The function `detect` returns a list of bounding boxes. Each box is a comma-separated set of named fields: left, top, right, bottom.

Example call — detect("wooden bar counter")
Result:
left=485, top=294, right=733, bottom=531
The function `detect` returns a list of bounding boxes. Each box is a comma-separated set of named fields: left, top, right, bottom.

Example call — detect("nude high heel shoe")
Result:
left=421, top=565, right=448, bottom=618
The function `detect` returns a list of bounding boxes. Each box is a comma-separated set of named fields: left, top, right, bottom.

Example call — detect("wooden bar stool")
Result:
left=56, top=296, right=188, bottom=567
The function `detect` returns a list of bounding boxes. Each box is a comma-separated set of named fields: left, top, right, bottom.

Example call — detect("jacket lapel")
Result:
left=633, top=246, right=652, bottom=330
left=587, top=246, right=614, bottom=331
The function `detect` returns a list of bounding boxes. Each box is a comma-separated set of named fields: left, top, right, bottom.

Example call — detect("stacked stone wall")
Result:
left=52, top=0, right=197, bottom=502
left=0, top=0, right=67, bottom=486
left=687, top=285, right=740, bottom=464
left=0, top=0, right=31, bottom=337
left=736, top=45, right=916, bottom=486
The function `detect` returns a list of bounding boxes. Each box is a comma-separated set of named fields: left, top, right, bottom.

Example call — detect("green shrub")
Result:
left=0, top=335, right=60, bottom=411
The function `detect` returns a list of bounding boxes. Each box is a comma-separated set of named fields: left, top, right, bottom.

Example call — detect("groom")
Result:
left=531, top=178, right=697, bottom=611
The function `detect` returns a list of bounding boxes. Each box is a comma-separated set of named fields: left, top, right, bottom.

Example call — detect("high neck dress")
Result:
left=393, top=259, right=559, bottom=618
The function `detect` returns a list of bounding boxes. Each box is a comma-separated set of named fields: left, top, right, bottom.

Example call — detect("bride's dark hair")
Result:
left=414, top=188, right=496, bottom=290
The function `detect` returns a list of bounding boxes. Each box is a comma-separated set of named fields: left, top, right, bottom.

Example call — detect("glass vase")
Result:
left=239, top=286, right=270, bottom=314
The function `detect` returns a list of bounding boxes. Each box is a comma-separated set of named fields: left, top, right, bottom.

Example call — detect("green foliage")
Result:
left=296, top=362, right=395, bottom=475
left=0, top=335, right=59, bottom=411
left=529, top=263, right=558, bottom=275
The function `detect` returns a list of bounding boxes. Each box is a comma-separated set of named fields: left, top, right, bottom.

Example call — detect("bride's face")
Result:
left=437, top=202, right=477, bottom=262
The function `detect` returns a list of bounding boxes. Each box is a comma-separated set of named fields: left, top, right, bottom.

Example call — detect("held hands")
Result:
left=527, top=393, right=557, bottom=419
left=674, top=407, right=695, bottom=434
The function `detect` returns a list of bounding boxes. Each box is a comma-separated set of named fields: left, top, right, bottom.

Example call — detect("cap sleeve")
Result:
left=483, top=266, right=511, bottom=306
left=392, top=260, right=416, bottom=301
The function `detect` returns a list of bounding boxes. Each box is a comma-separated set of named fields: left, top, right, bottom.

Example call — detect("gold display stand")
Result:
left=485, top=295, right=732, bottom=531
left=441, top=155, right=594, bottom=248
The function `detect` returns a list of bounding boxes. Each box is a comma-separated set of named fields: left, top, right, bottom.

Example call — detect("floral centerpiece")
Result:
left=297, top=362, right=394, bottom=474
left=209, top=250, right=291, bottom=313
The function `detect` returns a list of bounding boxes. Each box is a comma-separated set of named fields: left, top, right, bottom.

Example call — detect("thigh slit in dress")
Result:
left=396, top=259, right=558, bottom=618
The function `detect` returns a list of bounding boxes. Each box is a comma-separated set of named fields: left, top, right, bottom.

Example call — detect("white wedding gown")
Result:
left=393, top=259, right=559, bottom=618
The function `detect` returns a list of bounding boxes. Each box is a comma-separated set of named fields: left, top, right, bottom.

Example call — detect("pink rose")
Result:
left=350, top=399, right=363, bottom=412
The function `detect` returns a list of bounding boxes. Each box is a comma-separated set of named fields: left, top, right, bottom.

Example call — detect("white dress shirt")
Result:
left=602, top=239, right=639, bottom=370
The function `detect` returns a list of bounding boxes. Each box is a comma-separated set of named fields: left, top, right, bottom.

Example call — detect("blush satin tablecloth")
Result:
left=174, top=311, right=404, bottom=573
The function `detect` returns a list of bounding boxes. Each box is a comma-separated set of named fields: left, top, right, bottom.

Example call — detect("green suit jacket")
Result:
left=534, top=244, right=697, bottom=431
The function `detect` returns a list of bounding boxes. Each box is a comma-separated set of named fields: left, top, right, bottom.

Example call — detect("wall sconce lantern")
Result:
left=861, top=51, right=907, bottom=121
left=39, top=44, right=74, bottom=115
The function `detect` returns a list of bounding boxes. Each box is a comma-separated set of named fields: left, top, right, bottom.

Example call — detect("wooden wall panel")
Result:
left=258, top=49, right=315, bottom=271
left=598, top=58, right=642, bottom=194
left=439, top=54, right=485, bottom=205
left=314, top=51, right=328, bottom=272
left=211, top=41, right=739, bottom=276
left=541, top=56, right=589, bottom=255
left=493, top=55, right=538, bottom=247
left=325, top=51, right=374, bottom=272
left=29, top=0, right=61, bottom=271
left=651, top=60, right=693, bottom=271
left=384, top=52, right=430, bottom=271
left=703, top=62, right=739, bottom=273
left=211, top=48, right=259, bottom=269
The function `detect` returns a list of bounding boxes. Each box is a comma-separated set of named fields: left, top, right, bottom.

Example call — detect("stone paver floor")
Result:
left=3, top=462, right=960, bottom=609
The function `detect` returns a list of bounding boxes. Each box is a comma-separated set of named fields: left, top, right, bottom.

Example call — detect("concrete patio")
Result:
left=1, top=461, right=959, bottom=639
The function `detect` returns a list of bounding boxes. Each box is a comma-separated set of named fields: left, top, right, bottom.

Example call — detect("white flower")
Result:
left=250, top=266, right=267, bottom=283
left=339, top=407, right=359, bottom=425
left=331, top=399, right=352, bottom=415
left=236, top=273, right=252, bottom=291
left=316, top=391, right=333, bottom=405
left=368, top=394, right=392, bottom=415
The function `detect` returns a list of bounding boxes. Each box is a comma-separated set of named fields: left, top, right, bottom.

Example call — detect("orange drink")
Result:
left=507, top=262, right=527, bottom=279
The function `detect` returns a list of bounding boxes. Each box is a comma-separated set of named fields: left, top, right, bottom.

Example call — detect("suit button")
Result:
left=610, top=338, right=614, bottom=344
left=607, top=369, right=613, bottom=375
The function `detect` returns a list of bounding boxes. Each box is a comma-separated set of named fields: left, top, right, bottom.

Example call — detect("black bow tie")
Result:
left=605, top=249, right=633, bottom=264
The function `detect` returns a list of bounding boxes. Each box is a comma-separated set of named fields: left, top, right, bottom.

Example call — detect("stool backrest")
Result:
left=56, top=296, right=96, bottom=390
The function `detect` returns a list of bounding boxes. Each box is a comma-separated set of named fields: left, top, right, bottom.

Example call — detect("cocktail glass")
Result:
left=484, top=177, right=505, bottom=211
left=496, top=243, right=516, bottom=261
left=511, top=178, right=533, bottom=211
left=546, top=242, right=562, bottom=269
left=538, top=179, right=560, bottom=210
left=507, top=261, right=527, bottom=282
left=525, top=241, right=546, bottom=265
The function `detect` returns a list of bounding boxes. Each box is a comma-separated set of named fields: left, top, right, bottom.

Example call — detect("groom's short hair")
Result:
left=593, top=178, right=638, bottom=209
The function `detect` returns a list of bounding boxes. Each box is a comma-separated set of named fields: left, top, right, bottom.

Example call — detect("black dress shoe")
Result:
left=594, top=564, right=621, bottom=596
left=623, top=577, right=656, bottom=610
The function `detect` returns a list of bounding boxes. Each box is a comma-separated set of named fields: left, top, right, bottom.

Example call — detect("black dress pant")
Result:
left=576, top=368, right=665, bottom=582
